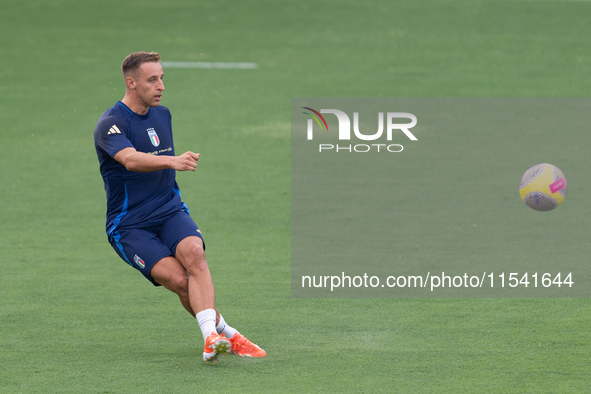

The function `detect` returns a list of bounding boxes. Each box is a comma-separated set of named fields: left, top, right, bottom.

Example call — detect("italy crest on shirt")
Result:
left=147, top=128, right=160, bottom=147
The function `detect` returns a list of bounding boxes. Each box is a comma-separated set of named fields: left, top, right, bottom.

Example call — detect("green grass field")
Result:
left=1, top=0, right=590, bottom=392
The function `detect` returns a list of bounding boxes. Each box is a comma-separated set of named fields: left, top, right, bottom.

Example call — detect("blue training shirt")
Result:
left=94, top=101, right=186, bottom=238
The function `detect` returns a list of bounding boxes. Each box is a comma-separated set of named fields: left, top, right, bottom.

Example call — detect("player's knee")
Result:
left=180, top=242, right=208, bottom=271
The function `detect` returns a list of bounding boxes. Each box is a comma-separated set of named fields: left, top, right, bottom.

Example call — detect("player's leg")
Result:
left=174, top=236, right=232, bottom=360
left=161, top=211, right=265, bottom=359
left=159, top=212, right=219, bottom=320
left=150, top=246, right=230, bottom=363
left=175, top=236, right=265, bottom=357
left=149, top=256, right=193, bottom=316
left=174, top=236, right=216, bottom=313
left=168, top=231, right=231, bottom=363
left=149, top=254, right=227, bottom=326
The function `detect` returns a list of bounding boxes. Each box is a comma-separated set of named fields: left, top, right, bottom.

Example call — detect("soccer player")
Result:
left=93, top=51, right=265, bottom=364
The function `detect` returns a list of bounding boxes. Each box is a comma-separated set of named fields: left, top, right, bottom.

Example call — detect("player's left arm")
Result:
left=114, top=148, right=200, bottom=172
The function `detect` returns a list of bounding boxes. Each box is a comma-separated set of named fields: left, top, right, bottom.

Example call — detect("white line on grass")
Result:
left=161, top=62, right=258, bottom=69
left=514, top=0, right=591, bottom=2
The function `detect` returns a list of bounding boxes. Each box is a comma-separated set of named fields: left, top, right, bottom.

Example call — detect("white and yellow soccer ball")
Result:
left=519, top=163, right=567, bottom=211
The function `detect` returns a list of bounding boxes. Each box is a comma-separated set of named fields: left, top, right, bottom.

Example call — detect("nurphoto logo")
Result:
left=302, top=107, right=418, bottom=153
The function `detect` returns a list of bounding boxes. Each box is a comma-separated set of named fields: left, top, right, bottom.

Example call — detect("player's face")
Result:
left=134, top=62, right=165, bottom=107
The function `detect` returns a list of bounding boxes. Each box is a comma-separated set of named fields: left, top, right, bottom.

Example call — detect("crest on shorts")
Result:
left=147, top=128, right=160, bottom=147
left=134, top=254, right=146, bottom=269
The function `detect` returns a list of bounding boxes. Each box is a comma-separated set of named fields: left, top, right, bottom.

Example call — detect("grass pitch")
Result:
left=1, top=0, right=590, bottom=392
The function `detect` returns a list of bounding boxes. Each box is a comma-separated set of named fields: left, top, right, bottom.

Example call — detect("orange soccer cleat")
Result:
left=229, top=333, right=266, bottom=357
left=203, top=332, right=231, bottom=364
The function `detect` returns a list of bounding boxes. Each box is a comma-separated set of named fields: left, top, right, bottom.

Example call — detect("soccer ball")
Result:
left=519, top=163, right=567, bottom=211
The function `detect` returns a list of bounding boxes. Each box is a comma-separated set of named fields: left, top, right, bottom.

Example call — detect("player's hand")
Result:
left=173, top=151, right=200, bottom=171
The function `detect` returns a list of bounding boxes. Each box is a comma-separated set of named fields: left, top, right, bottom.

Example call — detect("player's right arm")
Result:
left=114, top=148, right=200, bottom=172
left=94, top=116, right=200, bottom=172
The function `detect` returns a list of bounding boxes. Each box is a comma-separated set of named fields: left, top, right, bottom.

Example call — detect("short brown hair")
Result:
left=121, top=52, right=161, bottom=77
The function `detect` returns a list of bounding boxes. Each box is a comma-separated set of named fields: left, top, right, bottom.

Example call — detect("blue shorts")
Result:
left=109, top=210, right=205, bottom=286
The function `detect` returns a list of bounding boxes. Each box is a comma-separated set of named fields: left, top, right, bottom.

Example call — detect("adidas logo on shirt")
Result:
left=108, top=125, right=122, bottom=135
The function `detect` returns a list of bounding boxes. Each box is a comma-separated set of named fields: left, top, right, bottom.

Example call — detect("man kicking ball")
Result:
left=93, top=51, right=265, bottom=364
